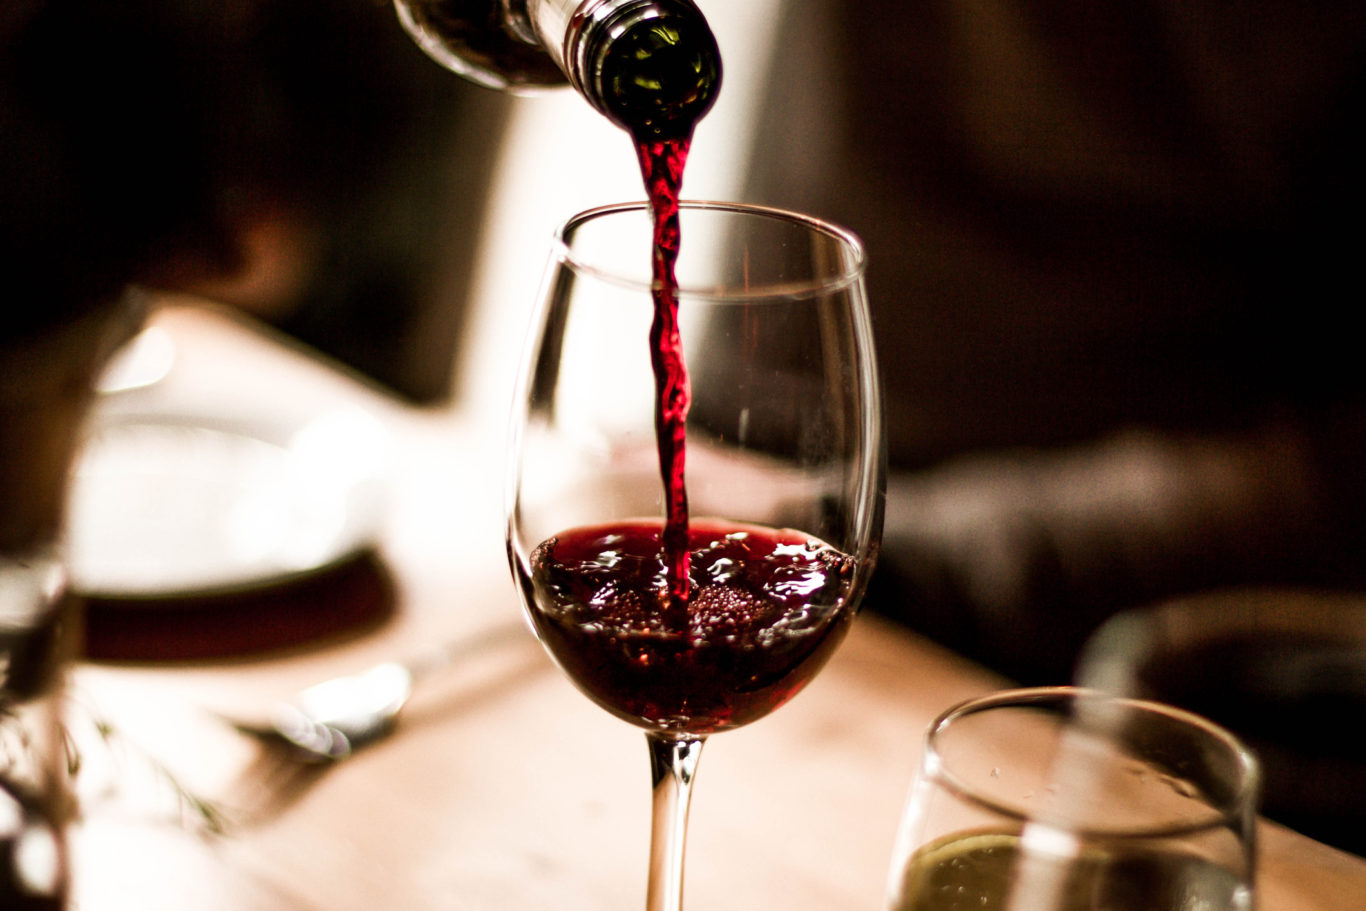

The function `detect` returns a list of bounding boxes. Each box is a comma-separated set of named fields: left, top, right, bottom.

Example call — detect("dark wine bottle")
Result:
left=394, top=0, right=721, bottom=138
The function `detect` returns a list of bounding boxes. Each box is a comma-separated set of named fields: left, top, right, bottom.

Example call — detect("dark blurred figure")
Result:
left=4, top=0, right=506, bottom=405
left=748, top=1, right=1366, bottom=685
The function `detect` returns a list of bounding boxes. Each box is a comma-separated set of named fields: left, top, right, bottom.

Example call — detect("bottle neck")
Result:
left=508, top=0, right=581, bottom=76
left=393, top=0, right=566, bottom=91
left=499, top=0, right=543, bottom=46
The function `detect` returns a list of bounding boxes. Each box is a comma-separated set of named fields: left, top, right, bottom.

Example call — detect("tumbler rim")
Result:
left=923, top=685, right=1261, bottom=841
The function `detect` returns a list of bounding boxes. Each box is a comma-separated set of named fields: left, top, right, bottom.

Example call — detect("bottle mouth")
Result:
left=572, top=0, right=722, bottom=139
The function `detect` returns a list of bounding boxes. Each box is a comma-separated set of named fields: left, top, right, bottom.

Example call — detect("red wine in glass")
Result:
left=525, top=519, right=859, bottom=733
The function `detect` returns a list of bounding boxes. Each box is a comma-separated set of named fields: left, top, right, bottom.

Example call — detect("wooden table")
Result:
left=64, top=305, right=1366, bottom=910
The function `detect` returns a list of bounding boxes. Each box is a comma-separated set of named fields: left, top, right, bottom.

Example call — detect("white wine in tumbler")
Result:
left=890, top=830, right=1251, bottom=911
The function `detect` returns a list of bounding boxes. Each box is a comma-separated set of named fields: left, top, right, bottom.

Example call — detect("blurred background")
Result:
left=6, top=0, right=1366, bottom=853
left=9, top=0, right=1366, bottom=683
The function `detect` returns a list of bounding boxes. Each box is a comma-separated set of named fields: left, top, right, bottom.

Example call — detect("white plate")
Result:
left=65, top=405, right=391, bottom=600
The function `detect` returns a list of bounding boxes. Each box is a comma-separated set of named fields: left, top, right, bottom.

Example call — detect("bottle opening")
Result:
left=578, top=0, right=721, bottom=139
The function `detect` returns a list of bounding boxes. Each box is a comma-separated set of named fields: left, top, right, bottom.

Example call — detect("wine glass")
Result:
left=506, top=200, right=884, bottom=910
left=883, top=687, right=1260, bottom=911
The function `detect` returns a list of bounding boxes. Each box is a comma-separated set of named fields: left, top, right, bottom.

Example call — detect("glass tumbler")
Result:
left=884, top=687, right=1260, bottom=911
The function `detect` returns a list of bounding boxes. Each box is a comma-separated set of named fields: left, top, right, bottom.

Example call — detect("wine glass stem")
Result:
left=645, top=732, right=705, bottom=911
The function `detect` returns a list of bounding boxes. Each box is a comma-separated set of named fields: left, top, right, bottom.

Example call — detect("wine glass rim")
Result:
left=551, top=199, right=868, bottom=301
left=924, top=686, right=1261, bottom=840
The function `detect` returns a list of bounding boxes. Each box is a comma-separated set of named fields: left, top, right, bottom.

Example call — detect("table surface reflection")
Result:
left=66, top=305, right=1366, bottom=911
